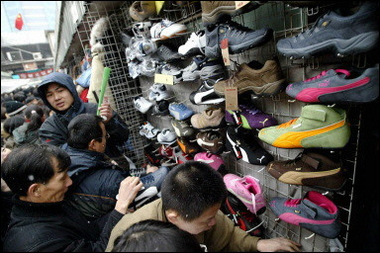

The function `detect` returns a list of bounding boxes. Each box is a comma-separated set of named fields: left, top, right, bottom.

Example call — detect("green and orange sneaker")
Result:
left=258, top=104, right=350, bottom=149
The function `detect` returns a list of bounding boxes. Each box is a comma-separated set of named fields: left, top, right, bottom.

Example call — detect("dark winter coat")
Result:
left=3, top=195, right=123, bottom=252
left=12, top=122, right=41, bottom=146
left=63, top=145, right=130, bottom=220
left=37, top=72, right=129, bottom=158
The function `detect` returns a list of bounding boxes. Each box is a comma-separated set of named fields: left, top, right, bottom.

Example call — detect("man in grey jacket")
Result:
left=106, top=161, right=301, bottom=252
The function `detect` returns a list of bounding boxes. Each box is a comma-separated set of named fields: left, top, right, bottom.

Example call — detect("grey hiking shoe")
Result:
left=182, top=55, right=226, bottom=81
left=205, top=20, right=273, bottom=58
left=276, top=1, right=379, bottom=58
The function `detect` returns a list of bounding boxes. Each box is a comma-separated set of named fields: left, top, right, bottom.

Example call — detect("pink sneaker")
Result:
left=194, top=152, right=225, bottom=172
left=223, top=174, right=266, bottom=215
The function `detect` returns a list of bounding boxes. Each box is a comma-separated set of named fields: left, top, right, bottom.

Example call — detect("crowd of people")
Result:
left=1, top=72, right=301, bottom=252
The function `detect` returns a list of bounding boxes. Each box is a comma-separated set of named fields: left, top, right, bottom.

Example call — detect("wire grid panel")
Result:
left=76, top=2, right=149, bottom=166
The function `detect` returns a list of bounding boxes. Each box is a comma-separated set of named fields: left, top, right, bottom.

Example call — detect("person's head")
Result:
left=161, top=161, right=228, bottom=235
left=4, top=100, right=27, bottom=118
left=1, top=143, right=72, bottom=203
left=24, top=104, right=45, bottom=133
left=3, top=115, right=24, bottom=136
left=37, top=72, right=81, bottom=114
left=111, top=219, right=204, bottom=252
left=13, top=91, right=26, bottom=103
left=25, top=96, right=39, bottom=105
left=67, top=113, right=108, bottom=153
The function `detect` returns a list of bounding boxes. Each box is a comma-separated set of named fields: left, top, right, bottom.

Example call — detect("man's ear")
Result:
left=88, top=139, right=97, bottom=151
left=28, top=183, right=42, bottom=197
left=165, top=209, right=179, bottom=224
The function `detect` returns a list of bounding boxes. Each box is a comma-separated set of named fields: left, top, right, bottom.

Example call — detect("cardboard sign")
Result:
left=220, top=38, right=231, bottom=66
left=235, top=1, right=250, bottom=10
left=225, top=87, right=239, bottom=111
left=154, top=73, right=174, bottom=85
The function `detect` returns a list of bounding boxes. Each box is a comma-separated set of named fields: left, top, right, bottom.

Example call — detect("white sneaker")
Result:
left=148, top=83, right=170, bottom=101
left=157, top=128, right=177, bottom=145
left=133, top=96, right=154, bottom=113
left=150, top=19, right=187, bottom=41
left=159, top=63, right=182, bottom=83
left=178, top=30, right=206, bottom=56
left=139, top=121, right=160, bottom=139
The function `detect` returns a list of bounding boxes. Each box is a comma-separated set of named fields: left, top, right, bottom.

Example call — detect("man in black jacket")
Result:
left=37, top=72, right=129, bottom=166
left=1, top=143, right=142, bottom=252
left=63, top=114, right=169, bottom=220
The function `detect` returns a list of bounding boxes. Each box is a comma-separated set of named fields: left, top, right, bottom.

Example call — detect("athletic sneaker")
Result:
left=201, top=1, right=264, bottom=26
left=133, top=96, right=154, bottom=113
left=158, top=144, right=176, bottom=159
left=139, top=121, right=160, bottom=139
left=182, top=55, right=226, bottom=81
left=196, top=129, right=225, bottom=154
left=285, top=64, right=379, bottom=103
left=226, top=126, right=273, bottom=166
left=266, top=151, right=347, bottom=191
left=189, top=79, right=226, bottom=105
left=269, top=191, right=342, bottom=238
left=171, top=119, right=196, bottom=137
left=190, top=106, right=226, bottom=130
left=276, top=1, right=379, bottom=58
left=158, top=63, right=183, bottom=83
left=205, top=20, right=273, bottom=58
left=178, top=30, right=206, bottom=57
left=155, top=44, right=182, bottom=63
left=194, top=152, right=226, bottom=174
left=157, top=128, right=177, bottom=145
left=220, top=192, right=265, bottom=237
left=169, top=102, right=194, bottom=121
left=148, top=83, right=170, bottom=101
left=258, top=104, right=351, bottom=149
left=225, top=104, right=278, bottom=129
left=223, top=173, right=266, bottom=215
left=152, top=100, right=170, bottom=116
left=177, top=137, right=201, bottom=154
left=173, top=147, right=194, bottom=164
left=213, top=59, right=285, bottom=97
left=150, top=19, right=188, bottom=41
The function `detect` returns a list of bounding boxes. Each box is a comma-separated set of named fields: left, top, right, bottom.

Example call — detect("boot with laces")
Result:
left=214, top=59, right=285, bottom=97
left=205, top=20, right=273, bottom=58
left=269, top=191, right=342, bottom=238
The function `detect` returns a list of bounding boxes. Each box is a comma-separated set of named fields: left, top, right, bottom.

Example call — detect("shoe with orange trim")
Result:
left=258, top=104, right=350, bottom=149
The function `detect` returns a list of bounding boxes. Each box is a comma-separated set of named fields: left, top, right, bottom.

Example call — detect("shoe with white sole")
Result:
left=150, top=19, right=187, bottom=41
left=178, top=30, right=206, bottom=57
left=169, top=102, right=194, bottom=121
left=157, top=128, right=177, bottom=145
left=133, top=96, right=154, bottom=113
left=182, top=55, right=226, bottom=81
left=189, top=79, right=226, bottom=105
left=139, top=121, right=160, bottom=139
left=148, top=83, right=170, bottom=101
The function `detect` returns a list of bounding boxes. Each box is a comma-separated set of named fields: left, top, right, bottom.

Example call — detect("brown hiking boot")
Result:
left=190, top=106, right=226, bottom=130
left=214, top=59, right=285, bottom=97
left=265, top=152, right=347, bottom=191
left=201, top=1, right=264, bottom=26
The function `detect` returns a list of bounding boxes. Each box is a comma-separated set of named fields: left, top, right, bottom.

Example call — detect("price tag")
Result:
left=154, top=73, right=174, bottom=85
left=235, top=1, right=250, bottom=10
left=220, top=38, right=230, bottom=66
left=225, top=87, right=239, bottom=111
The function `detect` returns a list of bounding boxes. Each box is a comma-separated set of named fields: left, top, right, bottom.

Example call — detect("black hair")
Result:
left=67, top=113, right=104, bottom=149
left=13, top=92, right=26, bottom=103
left=24, top=104, right=44, bottom=133
left=3, top=115, right=24, bottom=135
left=161, top=161, right=228, bottom=222
left=111, top=219, right=204, bottom=252
left=1, top=143, right=71, bottom=196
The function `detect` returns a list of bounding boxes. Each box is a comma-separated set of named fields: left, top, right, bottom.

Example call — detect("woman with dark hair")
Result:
left=13, top=104, right=45, bottom=147
left=2, top=115, right=24, bottom=149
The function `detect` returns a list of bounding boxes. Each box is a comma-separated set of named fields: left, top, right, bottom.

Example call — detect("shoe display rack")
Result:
left=73, top=1, right=378, bottom=251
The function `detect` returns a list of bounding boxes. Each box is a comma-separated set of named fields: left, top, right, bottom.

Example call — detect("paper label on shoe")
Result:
left=154, top=73, right=174, bottom=85
left=225, top=87, right=239, bottom=111
left=220, top=38, right=230, bottom=66
left=235, top=1, right=250, bottom=10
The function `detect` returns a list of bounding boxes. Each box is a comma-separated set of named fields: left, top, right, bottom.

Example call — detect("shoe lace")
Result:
left=305, top=69, right=350, bottom=82
left=285, top=152, right=303, bottom=166
left=284, top=198, right=301, bottom=207
left=295, top=11, right=331, bottom=40
left=241, top=105, right=260, bottom=115
left=277, top=118, right=298, bottom=129
left=226, top=20, right=253, bottom=35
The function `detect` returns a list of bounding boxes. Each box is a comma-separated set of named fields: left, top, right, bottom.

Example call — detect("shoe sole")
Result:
left=277, top=31, right=379, bottom=58
left=190, top=88, right=226, bottom=105
left=202, top=2, right=263, bottom=26
left=215, top=79, right=286, bottom=97
left=155, top=29, right=188, bottom=41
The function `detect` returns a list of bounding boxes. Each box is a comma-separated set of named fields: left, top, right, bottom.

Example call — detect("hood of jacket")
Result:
left=37, top=72, right=84, bottom=115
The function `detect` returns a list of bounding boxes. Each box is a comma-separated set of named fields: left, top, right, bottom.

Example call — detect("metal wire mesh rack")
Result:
left=70, top=1, right=377, bottom=251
